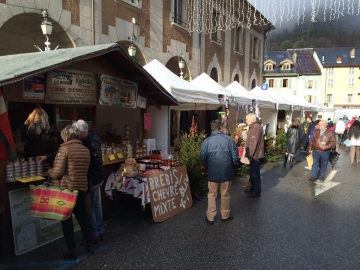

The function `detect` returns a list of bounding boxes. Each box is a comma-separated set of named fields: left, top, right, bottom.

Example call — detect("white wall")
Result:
left=148, top=105, right=170, bottom=153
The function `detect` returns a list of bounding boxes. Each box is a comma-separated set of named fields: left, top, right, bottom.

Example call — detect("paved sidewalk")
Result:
left=1, top=145, right=359, bottom=270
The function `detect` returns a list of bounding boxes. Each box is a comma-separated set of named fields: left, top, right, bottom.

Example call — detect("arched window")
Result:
left=251, top=79, right=256, bottom=89
left=234, top=74, right=239, bottom=82
left=210, top=68, right=218, bottom=82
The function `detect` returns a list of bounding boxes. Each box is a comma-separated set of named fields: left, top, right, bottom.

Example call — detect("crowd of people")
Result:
left=200, top=113, right=360, bottom=225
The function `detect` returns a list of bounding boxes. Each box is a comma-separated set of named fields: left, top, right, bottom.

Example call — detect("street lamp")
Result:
left=41, top=10, right=53, bottom=51
left=178, top=55, right=185, bottom=79
left=128, top=18, right=137, bottom=58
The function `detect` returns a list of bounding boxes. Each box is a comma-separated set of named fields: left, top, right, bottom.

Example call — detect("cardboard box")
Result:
left=143, top=138, right=156, bottom=155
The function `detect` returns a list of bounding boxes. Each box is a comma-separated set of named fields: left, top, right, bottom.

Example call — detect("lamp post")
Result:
left=178, top=55, right=185, bottom=79
left=128, top=18, right=137, bottom=58
left=40, top=10, right=53, bottom=51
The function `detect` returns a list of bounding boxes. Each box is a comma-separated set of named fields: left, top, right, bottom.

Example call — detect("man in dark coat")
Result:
left=244, top=113, right=264, bottom=198
left=303, top=116, right=314, bottom=152
left=74, top=120, right=104, bottom=243
left=295, top=116, right=304, bottom=162
left=200, top=120, right=239, bottom=225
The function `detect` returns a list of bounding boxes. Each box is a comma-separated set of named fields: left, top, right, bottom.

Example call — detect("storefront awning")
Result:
left=0, top=43, right=179, bottom=107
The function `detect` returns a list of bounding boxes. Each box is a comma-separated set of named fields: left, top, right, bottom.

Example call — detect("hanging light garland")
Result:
left=187, top=0, right=360, bottom=33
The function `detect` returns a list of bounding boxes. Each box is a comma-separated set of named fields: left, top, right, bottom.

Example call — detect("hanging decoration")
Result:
left=187, top=0, right=360, bottom=32
left=24, top=105, right=50, bottom=135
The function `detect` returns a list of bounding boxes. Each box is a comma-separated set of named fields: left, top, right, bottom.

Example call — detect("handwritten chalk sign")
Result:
left=147, top=166, right=193, bottom=222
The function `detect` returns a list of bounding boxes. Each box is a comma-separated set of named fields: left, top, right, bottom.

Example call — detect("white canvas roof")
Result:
left=144, top=60, right=219, bottom=104
left=250, top=86, right=290, bottom=110
left=190, top=73, right=234, bottom=100
left=226, top=81, right=274, bottom=108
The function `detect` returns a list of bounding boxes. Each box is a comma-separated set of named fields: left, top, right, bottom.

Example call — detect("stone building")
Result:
left=0, top=0, right=272, bottom=89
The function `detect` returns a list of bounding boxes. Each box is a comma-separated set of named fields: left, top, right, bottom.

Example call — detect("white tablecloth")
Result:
left=104, top=172, right=150, bottom=207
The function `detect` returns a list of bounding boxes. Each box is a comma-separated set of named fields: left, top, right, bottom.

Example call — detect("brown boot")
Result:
left=243, top=180, right=252, bottom=189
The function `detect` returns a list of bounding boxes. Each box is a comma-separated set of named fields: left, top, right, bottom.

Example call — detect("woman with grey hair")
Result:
left=48, top=125, right=94, bottom=260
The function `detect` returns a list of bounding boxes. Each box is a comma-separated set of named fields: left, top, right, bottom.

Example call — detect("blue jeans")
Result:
left=295, top=148, right=301, bottom=161
left=311, top=149, right=330, bottom=179
left=249, top=159, right=261, bottom=194
left=91, top=187, right=103, bottom=237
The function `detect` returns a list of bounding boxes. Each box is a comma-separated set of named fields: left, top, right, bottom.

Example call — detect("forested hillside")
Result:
left=267, top=10, right=360, bottom=51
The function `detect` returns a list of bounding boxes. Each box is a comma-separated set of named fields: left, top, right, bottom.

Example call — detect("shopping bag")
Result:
left=30, top=184, right=78, bottom=221
left=343, top=139, right=351, bottom=147
left=306, top=154, right=313, bottom=168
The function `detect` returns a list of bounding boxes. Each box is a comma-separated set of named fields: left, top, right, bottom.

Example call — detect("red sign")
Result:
left=144, top=113, right=152, bottom=130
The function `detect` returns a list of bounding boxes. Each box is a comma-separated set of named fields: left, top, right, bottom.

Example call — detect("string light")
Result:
left=186, top=0, right=360, bottom=33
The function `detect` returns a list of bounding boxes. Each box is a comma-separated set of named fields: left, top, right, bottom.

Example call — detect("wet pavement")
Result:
left=1, top=145, right=360, bottom=269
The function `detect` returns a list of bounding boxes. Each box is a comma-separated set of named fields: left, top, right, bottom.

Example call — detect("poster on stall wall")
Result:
left=144, top=113, right=152, bottom=130
left=99, top=74, right=137, bottom=108
left=45, top=69, right=97, bottom=104
left=9, top=187, right=80, bottom=255
left=23, top=76, right=45, bottom=99
left=148, top=166, right=193, bottom=222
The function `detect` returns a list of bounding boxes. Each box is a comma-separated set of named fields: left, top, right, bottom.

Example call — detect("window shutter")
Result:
left=313, top=95, right=317, bottom=103
left=305, top=81, right=308, bottom=89
left=332, top=94, right=336, bottom=103
left=288, top=79, right=291, bottom=88
left=314, top=81, right=317, bottom=90
left=344, top=94, right=347, bottom=102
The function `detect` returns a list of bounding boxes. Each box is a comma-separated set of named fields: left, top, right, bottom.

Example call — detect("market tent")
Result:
left=267, top=91, right=318, bottom=111
left=226, top=81, right=273, bottom=108
left=250, top=86, right=292, bottom=109
left=143, top=60, right=219, bottom=105
left=0, top=43, right=179, bottom=107
left=190, top=73, right=234, bottom=100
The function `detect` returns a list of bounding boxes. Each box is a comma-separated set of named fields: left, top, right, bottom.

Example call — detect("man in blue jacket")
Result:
left=200, top=120, right=239, bottom=225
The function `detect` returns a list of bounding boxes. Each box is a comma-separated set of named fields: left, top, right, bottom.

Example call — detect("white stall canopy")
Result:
left=250, top=86, right=291, bottom=110
left=144, top=60, right=219, bottom=105
left=226, top=81, right=273, bottom=108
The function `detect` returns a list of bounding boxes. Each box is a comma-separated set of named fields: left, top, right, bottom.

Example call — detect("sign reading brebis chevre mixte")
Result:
left=148, top=166, right=193, bottom=222
left=45, top=69, right=97, bottom=104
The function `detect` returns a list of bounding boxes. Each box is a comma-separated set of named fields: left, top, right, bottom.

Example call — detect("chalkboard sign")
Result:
left=148, top=166, right=193, bottom=222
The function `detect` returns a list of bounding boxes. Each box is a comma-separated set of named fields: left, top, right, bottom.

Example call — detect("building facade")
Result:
left=0, top=0, right=271, bottom=90
left=263, top=48, right=323, bottom=105
left=314, top=47, right=360, bottom=109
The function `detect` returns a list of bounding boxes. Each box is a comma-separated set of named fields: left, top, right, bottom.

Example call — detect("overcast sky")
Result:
left=247, top=0, right=360, bottom=30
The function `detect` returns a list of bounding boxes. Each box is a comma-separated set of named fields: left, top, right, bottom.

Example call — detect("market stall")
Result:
left=0, top=43, right=179, bottom=256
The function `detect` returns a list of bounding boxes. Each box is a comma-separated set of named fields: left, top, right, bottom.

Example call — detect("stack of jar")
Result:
left=134, top=141, right=147, bottom=158
left=149, top=150, right=163, bottom=168
left=28, top=158, right=36, bottom=177
left=126, top=143, right=133, bottom=158
left=14, top=161, right=21, bottom=180
left=36, top=160, right=43, bottom=176
left=21, top=160, right=28, bottom=178
left=6, top=162, right=15, bottom=182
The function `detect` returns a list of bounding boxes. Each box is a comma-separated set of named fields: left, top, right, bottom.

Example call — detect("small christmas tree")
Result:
left=178, top=116, right=207, bottom=196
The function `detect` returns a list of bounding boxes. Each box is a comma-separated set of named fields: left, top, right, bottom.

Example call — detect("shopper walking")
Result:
left=284, top=120, right=302, bottom=167
left=303, top=116, right=315, bottom=152
left=308, top=120, right=337, bottom=182
left=244, top=113, right=264, bottom=198
left=200, top=120, right=239, bottom=225
left=48, top=125, right=94, bottom=260
left=335, top=118, right=346, bottom=145
left=348, top=120, right=360, bottom=165
left=294, top=116, right=304, bottom=162
left=74, top=120, right=105, bottom=244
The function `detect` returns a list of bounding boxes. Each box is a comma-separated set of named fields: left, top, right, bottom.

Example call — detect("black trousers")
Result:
left=249, top=159, right=261, bottom=194
left=61, top=190, right=93, bottom=250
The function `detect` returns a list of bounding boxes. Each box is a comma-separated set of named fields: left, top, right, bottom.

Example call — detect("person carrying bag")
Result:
left=33, top=125, right=93, bottom=260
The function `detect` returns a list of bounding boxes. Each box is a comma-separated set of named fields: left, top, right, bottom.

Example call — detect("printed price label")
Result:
left=109, top=154, right=116, bottom=161
left=117, top=153, right=123, bottom=159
